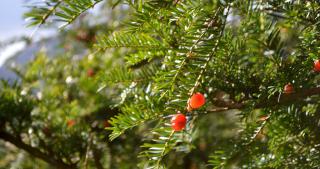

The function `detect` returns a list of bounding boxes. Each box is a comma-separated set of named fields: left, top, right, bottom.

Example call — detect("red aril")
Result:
left=189, top=92, right=206, bottom=109
left=171, top=114, right=187, bottom=131
left=284, top=83, right=294, bottom=94
left=314, top=59, right=320, bottom=72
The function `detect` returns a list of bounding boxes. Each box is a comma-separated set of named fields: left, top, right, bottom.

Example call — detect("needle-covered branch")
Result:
left=208, top=87, right=320, bottom=111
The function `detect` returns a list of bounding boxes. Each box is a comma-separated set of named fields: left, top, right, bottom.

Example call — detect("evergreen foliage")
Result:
left=0, top=0, right=320, bottom=168
left=24, top=0, right=103, bottom=27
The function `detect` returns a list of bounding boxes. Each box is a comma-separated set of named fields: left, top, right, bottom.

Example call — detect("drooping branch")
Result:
left=0, top=131, right=76, bottom=169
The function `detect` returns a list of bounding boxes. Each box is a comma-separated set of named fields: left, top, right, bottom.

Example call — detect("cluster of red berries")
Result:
left=284, top=59, right=320, bottom=93
left=171, top=93, right=206, bottom=131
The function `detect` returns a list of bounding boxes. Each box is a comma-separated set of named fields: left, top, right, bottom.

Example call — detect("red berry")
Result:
left=284, top=83, right=294, bottom=94
left=188, top=92, right=206, bottom=109
left=67, top=119, right=76, bottom=127
left=314, top=59, right=320, bottom=72
left=87, top=68, right=95, bottom=77
left=171, top=114, right=187, bottom=131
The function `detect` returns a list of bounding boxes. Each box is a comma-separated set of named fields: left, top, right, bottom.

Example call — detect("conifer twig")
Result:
left=156, top=130, right=175, bottom=169
left=207, top=87, right=320, bottom=112
left=170, top=7, right=222, bottom=92
left=189, top=6, right=231, bottom=96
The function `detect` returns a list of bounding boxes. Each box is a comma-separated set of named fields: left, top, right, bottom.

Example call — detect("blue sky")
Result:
left=0, top=0, right=31, bottom=41
left=0, top=0, right=57, bottom=67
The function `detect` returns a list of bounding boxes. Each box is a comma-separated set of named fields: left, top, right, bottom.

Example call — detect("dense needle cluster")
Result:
left=0, top=0, right=319, bottom=168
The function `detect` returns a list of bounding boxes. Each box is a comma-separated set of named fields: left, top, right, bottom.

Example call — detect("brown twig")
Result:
left=207, top=87, right=320, bottom=112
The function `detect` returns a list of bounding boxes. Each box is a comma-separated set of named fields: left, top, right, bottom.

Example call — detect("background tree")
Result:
left=1, top=0, right=320, bottom=168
